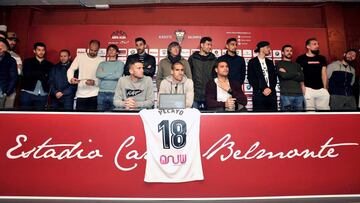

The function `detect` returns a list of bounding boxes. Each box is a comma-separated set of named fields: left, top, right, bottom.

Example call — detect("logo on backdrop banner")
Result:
left=174, top=29, right=186, bottom=44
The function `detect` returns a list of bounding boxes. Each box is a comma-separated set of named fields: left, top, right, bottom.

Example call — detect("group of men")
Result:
left=0, top=30, right=358, bottom=111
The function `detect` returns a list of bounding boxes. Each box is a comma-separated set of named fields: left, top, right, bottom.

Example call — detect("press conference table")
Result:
left=0, top=111, right=359, bottom=203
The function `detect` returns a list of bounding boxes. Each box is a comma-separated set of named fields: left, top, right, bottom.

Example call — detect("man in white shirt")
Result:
left=67, top=40, right=103, bottom=111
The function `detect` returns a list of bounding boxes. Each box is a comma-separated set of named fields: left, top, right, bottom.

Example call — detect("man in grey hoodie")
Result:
left=158, top=62, right=194, bottom=108
left=113, top=60, right=154, bottom=110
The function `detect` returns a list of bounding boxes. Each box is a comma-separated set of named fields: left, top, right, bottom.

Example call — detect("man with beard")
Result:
left=67, top=40, right=103, bottom=111
left=218, top=38, right=246, bottom=85
left=20, top=42, right=53, bottom=110
left=277, top=45, right=304, bottom=111
left=248, top=41, right=277, bottom=112
left=296, top=38, right=329, bottom=111
left=49, top=50, right=77, bottom=110
left=188, top=37, right=216, bottom=109
left=327, top=49, right=357, bottom=110
left=114, top=60, right=154, bottom=110
left=124, top=37, right=156, bottom=77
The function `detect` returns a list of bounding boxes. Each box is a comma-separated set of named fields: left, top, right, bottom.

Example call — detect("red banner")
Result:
left=1, top=112, right=360, bottom=199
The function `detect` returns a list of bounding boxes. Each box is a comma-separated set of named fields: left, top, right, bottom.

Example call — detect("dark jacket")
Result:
left=21, top=57, right=53, bottom=93
left=206, top=78, right=247, bottom=111
left=124, top=53, right=156, bottom=77
left=49, top=61, right=77, bottom=97
left=0, top=52, right=18, bottom=95
left=247, top=57, right=277, bottom=93
left=218, top=52, right=246, bottom=85
left=188, top=51, right=217, bottom=102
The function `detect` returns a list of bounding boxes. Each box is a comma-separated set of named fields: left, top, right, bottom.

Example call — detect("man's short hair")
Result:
left=345, top=48, right=358, bottom=55
left=226, top=38, right=237, bottom=44
left=200, top=37, right=212, bottom=44
left=33, top=42, right=46, bottom=50
left=135, top=37, right=146, bottom=44
left=281, top=44, right=292, bottom=52
left=60, top=49, right=71, bottom=56
left=89, top=39, right=100, bottom=47
left=215, top=59, right=229, bottom=68
left=305, top=38, right=317, bottom=46
left=128, top=59, right=142, bottom=68
left=171, top=62, right=184, bottom=70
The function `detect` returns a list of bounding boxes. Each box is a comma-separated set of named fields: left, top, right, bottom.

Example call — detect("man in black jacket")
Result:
left=19, top=42, right=53, bottom=110
left=188, top=37, right=217, bottom=109
left=247, top=41, right=278, bottom=112
left=124, top=37, right=156, bottom=77
left=0, top=38, right=18, bottom=108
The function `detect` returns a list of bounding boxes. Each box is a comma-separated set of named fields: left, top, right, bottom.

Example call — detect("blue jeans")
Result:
left=19, top=91, right=48, bottom=110
left=97, top=92, right=115, bottom=111
left=280, top=95, right=304, bottom=111
left=51, top=95, right=74, bottom=110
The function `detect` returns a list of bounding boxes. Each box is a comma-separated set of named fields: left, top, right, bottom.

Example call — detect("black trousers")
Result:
left=252, top=91, right=278, bottom=112
left=76, top=96, right=97, bottom=111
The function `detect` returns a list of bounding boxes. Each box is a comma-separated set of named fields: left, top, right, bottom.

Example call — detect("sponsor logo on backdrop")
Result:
left=174, top=29, right=186, bottom=44
left=158, top=35, right=172, bottom=39
left=118, top=49, right=127, bottom=57
left=160, top=49, right=168, bottom=57
left=128, top=48, right=137, bottom=55
left=212, top=49, right=222, bottom=57
left=149, top=49, right=159, bottom=56
left=191, top=49, right=200, bottom=55
left=181, top=49, right=190, bottom=57
left=111, top=30, right=127, bottom=40
left=273, top=50, right=282, bottom=58
left=243, top=50, right=252, bottom=58
left=236, top=50, right=242, bottom=56
left=110, top=30, right=129, bottom=44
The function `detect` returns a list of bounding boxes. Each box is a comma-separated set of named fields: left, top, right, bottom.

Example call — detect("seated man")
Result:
left=206, top=60, right=247, bottom=111
left=158, top=62, right=194, bottom=108
left=113, top=60, right=154, bottom=110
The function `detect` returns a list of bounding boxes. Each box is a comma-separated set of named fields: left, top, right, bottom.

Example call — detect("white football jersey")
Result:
left=139, top=108, right=204, bottom=183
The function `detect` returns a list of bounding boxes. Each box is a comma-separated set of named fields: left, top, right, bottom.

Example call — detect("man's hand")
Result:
left=263, top=88, right=272, bottom=96
left=70, top=78, right=80, bottom=84
left=124, top=97, right=137, bottom=109
left=85, top=79, right=95, bottom=86
left=278, top=67, right=287, bottom=73
left=225, top=97, right=236, bottom=109
left=55, top=92, right=63, bottom=99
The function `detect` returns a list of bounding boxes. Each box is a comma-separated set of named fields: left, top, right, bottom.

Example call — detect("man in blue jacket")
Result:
left=49, top=49, right=77, bottom=110
left=0, top=38, right=18, bottom=108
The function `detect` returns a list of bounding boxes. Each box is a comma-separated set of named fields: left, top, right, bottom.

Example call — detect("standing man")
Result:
left=247, top=41, right=278, bottom=112
left=296, top=38, right=329, bottom=111
left=67, top=40, right=103, bottom=111
left=156, top=41, right=192, bottom=89
left=5, top=32, right=22, bottom=108
left=49, top=49, right=76, bottom=110
left=188, top=37, right=217, bottom=109
left=96, top=44, right=124, bottom=111
left=20, top=42, right=53, bottom=110
left=124, top=37, right=156, bottom=77
left=114, top=60, right=154, bottom=110
left=158, top=62, right=194, bottom=108
left=327, top=49, right=357, bottom=110
left=218, top=38, right=246, bottom=85
left=277, top=45, right=304, bottom=111
left=0, top=38, right=18, bottom=108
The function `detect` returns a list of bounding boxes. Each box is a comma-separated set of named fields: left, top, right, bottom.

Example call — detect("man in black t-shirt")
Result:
left=296, top=38, right=330, bottom=111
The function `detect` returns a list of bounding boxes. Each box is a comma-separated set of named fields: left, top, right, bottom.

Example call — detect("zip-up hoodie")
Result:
left=113, top=75, right=154, bottom=109
left=158, top=75, right=194, bottom=108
